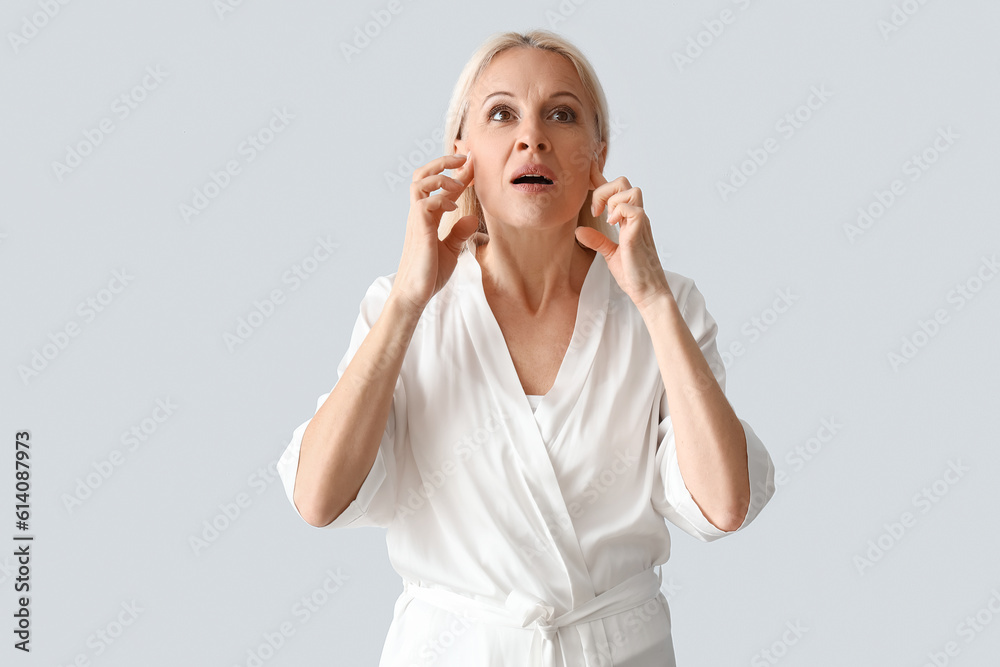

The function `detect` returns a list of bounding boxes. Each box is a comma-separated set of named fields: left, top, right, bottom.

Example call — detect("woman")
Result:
left=277, top=29, right=776, bottom=666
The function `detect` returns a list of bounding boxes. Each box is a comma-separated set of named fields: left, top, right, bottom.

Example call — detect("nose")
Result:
left=516, top=115, right=549, bottom=152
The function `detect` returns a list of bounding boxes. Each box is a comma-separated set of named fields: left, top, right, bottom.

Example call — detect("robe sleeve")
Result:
left=650, top=278, right=776, bottom=542
left=276, top=275, right=405, bottom=529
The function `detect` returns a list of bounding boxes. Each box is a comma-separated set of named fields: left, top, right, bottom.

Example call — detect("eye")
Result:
left=488, top=104, right=514, bottom=122
left=487, top=104, right=578, bottom=123
left=552, top=106, right=577, bottom=122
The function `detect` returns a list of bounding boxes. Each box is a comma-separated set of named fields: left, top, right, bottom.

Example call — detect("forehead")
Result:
left=473, top=48, right=584, bottom=100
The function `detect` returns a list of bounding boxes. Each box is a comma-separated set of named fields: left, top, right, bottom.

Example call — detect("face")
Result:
left=453, top=48, right=606, bottom=232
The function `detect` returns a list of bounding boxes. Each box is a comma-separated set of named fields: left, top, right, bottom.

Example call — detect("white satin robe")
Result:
left=277, top=245, right=776, bottom=666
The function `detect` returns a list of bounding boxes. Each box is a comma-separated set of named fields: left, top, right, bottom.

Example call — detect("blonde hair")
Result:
left=439, top=29, right=619, bottom=256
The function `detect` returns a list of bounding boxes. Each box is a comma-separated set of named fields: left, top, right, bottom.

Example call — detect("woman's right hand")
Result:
left=392, top=153, right=478, bottom=314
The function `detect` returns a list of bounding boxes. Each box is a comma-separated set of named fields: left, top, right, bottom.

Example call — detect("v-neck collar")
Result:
left=455, top=243, right=611, bottom=447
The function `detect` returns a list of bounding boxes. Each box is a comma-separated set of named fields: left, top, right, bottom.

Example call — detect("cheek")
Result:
left=476, top=164, right=505, bottom=196
left=471, top=166, right=506, bottom=212
left=556, top=138, right=596, bottom=187
left=559, top=165, right=592, bottom=197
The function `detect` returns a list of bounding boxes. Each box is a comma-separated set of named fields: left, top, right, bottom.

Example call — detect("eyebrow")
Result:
left=481, top=91, right=583, bottom=107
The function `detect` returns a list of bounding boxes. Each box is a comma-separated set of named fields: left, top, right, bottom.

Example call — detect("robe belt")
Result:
left=401, top=566, right=664, bottom=666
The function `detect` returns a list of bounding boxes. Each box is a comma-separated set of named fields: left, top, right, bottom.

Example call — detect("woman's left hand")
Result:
left=575, top=160, right=672, bottom=311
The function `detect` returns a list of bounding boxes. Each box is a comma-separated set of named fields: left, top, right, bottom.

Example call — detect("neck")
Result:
left=474, top=232, right=595, bottom=314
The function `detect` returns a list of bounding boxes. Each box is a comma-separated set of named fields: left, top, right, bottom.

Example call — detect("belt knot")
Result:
left=505, top=589, right=559, bottom=641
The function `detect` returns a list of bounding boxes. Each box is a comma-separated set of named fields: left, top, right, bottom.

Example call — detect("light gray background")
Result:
left=2, top=1, right=998, bottom=665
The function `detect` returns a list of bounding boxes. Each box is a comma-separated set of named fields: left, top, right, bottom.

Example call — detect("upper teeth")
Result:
left=520, top=174, right=548, bottom=180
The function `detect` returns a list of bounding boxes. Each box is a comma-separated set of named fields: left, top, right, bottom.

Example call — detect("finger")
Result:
left=456, top=149, right=475, bottom=188
left=421, top=193, right=459, bottom=214
left=452, top=149, right=475, bottom=187
left=412, top=154, right=468, bottom=182
left=410, top=174, right=467, bottom=202
left=590, top=156, right=608, bottom=190
left=592, top=176, right=633, bottom=217
left=607, top=202, right=642, bottom=226
left=575, top=225, right=616, bottom=257
left=605, top=187, right=643, bottom=219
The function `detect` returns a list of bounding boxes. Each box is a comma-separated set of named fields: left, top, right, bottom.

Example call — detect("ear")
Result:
left=589, top=140, right=608, bottom=190
left=595, top=140, right=607, bottom=172
left=453, top=138, right=469, bottom=155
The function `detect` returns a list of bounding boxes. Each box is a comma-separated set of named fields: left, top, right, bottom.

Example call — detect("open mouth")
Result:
left=511, top=174, right=554, bottom=185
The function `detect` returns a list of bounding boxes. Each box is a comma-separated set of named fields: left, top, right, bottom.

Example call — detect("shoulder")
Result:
left=358, top=269, right=462, bottom=337
left=353, top=272, right=397, bottom=325
left=368, top=272, right=397, bottom=297
left=360, top=271, right=399, bottom=307
left=608, top=268, right=715, bottom=347
left=609, top=268, right=702, bottom=318
left=661, top=269, right=705, bottom=319
left=661, top=269, right=719, bottom=343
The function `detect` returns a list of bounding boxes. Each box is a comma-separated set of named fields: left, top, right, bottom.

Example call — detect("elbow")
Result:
left=716, top=496, right=750, bottom=533
left=718, top=513, right=745, bottom=533
left=293, top=487, right=337, bottom=528
left=719, top=461, right=754, bottom=531
left=292, top=493, right=322, bottom=527
left=299, top=508, right=330, bottom=529
left=700, top=506, right=744, bottom=534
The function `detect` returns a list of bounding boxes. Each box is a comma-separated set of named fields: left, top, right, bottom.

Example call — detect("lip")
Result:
left=510, top=181, right=557, bottom=193
left=509, top=163, right=558, bottom=186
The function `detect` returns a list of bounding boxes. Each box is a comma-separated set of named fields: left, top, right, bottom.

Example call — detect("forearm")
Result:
left=294, top=290, right=423, bottom=527
left=639, top=291, right=750, bottom=531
